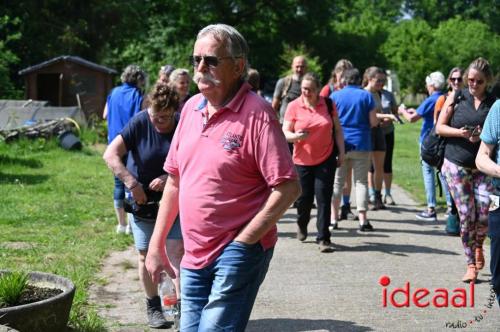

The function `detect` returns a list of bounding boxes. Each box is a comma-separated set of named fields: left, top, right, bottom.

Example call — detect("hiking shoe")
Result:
left=116, top=224, right=127, bottom=234
left=416, top=209, right=437, bottom=222
left=384, top=194, right=396, bottom=205
left=359, top=222, right=374, bottom=232
left=146, top=296, right=169, bottom=328
left=318, top=240, right=334, bottom=253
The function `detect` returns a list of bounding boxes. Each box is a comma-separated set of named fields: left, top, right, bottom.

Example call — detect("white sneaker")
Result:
left=125, top=224, right=132, bottom=235
left=116, top=224, right=127, bottom=234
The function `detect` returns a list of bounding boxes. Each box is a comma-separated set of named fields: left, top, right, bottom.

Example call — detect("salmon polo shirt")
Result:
left=284, top=96, right=334, bottom=166
left=164, top=82, right=297, bottom=269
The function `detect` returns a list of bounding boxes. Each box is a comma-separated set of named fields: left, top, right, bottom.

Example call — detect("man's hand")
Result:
left=145, top=247, right=175, bottom=283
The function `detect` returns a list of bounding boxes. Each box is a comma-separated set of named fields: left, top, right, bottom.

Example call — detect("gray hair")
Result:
left=425, top=71, right=445, bottom=90
left=197, top=24, right=249, bottom=78
left=341, top=68, right=361, bottom=86
left=121, top=64, right=146, bottom=86
left=169, top=68, right=191, bottom=83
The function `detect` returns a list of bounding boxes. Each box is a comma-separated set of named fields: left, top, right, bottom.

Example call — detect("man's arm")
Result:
left=145, top=174, right=180, bottom=283
left=476, top=141, right=500, bottom=178
left=271, top=79, right=284, bottom=112
left=234, top=179, right=301, bottom=244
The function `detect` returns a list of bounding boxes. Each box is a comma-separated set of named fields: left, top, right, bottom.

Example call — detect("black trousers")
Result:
left=295, top=153, right=336, bottom=242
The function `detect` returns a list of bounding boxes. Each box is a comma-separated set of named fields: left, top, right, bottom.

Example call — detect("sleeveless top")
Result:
left=444, top=88, right=496, bottom=168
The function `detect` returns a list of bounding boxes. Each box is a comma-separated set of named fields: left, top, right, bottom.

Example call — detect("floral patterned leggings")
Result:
left=442, top=158, right=492, bottom=265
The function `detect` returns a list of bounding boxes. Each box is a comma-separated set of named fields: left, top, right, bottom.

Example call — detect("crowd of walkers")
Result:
left=102, top=23, right=499, bottom=330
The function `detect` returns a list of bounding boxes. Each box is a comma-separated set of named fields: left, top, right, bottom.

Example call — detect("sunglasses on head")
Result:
left=189, top=55, right=238, bottom=68
left=450, top=77, right=462, bottom=82
left=468, top=78, right=485, bottom=85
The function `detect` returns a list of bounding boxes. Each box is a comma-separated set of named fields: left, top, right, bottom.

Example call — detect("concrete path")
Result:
left=89, top=185, right=499, bottom=331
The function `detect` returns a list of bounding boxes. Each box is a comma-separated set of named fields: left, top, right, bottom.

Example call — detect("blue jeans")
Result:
left=421, top=158, right=436, bottom=208
left=439, top=172, right=453, bottom=207
left=489, top=207, right=500, bottom=306
left=180, top=241, right=274, bottom=331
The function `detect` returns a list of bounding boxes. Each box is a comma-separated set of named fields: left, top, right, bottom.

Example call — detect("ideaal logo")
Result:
left=379, top=275, right=474, bottom=308
left=379, top=275, right=496, bottom=329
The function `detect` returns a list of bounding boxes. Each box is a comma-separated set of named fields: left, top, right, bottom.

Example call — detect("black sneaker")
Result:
left=146, top=296, right=169, bottom=328
left=359, top=222, right=374, bottom=232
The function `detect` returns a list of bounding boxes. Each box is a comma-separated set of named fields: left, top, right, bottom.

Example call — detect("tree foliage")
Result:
left=1, top=0, right=499, bottom=97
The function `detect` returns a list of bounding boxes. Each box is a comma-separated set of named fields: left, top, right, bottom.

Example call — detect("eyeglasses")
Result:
left=450, top=77, right=462, bottom=82
left=468, top=78, right=485, bottom=85
left=189, top=55, right=239, bottom=68
left=149, top=111, right=175, bottom=122
left=376, top=79, right=386, bottom=84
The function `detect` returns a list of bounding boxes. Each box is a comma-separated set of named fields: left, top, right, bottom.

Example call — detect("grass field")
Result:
left=0, top=121, right=445, bottom=330
left=0, top=132, right=131, bottom=331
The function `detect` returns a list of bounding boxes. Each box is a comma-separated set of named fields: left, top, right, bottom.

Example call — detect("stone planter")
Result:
left=0, top=271, right=75, bottom=332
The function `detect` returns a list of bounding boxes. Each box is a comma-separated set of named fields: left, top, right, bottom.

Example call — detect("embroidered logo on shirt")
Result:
left=220, top=132, right=243, bottom=151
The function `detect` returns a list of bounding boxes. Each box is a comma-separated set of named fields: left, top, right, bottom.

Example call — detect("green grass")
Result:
left=0, top=271, right=29, bottom=307
left=393, top=121, right=447, bottom=210
left=0, top=134, right=132, bottom=331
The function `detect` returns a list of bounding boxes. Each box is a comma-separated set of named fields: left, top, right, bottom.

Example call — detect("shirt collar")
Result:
left=195, top=82, right=251, bottom=113
left=299, top=95, right=326, bottom=109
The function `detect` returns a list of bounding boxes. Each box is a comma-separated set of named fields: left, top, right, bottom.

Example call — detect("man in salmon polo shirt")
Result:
left=145, top=23, right=301, bottom=331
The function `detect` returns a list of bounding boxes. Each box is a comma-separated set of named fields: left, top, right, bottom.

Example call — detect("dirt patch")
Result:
left=1, top=242, right=35, bottom=250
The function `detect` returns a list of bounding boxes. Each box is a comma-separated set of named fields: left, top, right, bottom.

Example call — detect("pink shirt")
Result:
left=284, top=96, right=334, bottom=166
left=164, top=82, right=297, bottom=269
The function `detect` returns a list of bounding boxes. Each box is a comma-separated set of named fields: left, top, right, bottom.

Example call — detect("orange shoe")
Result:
left=475, top=248, right=485, bottom=270
left=462, top=264, right=478, bottom=283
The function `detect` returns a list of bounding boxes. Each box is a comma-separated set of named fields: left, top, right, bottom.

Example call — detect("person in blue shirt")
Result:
left=399, top=71, right=445, bottom=221
left=103, top=64, right=146, bottom=234
left=330, top=68, right=379, bottom=231
left=477, top=99, right=500, bottom=306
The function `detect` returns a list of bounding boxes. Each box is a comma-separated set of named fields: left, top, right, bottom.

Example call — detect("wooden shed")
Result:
left=18, top=55, right=117, bottom=120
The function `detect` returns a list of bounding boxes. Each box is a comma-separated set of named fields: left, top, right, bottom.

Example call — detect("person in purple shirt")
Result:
left=399, top=71, right=445, bottom=222
left=102, top=64, right=146, bottom=234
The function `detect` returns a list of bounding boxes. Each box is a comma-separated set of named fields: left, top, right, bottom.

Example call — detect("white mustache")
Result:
left=193, top=72, right=221, bottom=86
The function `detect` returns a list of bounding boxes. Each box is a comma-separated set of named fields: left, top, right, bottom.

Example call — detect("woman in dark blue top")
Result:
left=436, top=58, right=497, bottom=283
left=103, top=82, right=181, bottom=328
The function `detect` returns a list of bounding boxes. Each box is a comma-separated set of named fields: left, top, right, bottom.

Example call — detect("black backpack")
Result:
left=420, top=90, right=464, bottom=169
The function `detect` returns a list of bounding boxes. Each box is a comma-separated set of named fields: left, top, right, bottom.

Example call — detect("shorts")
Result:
left=129, top=214, right=182, bottom=251
left=371, top=126, right=386, bottom=152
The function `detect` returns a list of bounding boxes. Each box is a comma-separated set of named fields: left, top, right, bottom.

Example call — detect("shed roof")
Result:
left=18, top=55, right=117, bottom=75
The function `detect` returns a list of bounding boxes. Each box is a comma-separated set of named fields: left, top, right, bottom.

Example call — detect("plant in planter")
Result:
left=0, top=270, right=75, bottom=332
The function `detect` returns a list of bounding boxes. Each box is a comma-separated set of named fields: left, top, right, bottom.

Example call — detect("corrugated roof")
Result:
left=18, top=55, right=117, bottom=75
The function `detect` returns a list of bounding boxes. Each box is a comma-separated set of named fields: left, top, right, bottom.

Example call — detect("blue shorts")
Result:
left=129, top=215, right=182, bottom=251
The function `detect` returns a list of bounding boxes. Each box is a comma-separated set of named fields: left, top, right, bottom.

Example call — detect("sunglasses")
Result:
left=189, top=55, right=238, bottom=68
left=450, top=77, right=462, bottom=82
left=468, top=78, right=485, bottom=85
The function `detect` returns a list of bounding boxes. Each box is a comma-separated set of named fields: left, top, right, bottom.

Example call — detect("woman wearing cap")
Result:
left=436, top=58, right=497, bottom=283
left=399, top=71, right=446, bottom=222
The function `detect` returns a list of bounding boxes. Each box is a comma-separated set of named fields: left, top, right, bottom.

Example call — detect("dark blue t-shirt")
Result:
left=120, top=111, right=179, bottom=191
left=416, top=91, right=443, bottom=143
left=330, top=85, right=375, bottom=151
left=107, top=83, right=143, bottom=143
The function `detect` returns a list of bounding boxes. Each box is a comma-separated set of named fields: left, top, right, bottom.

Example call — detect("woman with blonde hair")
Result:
left=169, top=68, right=191, bottom=112
left=436, top=57, right=497, bottom=282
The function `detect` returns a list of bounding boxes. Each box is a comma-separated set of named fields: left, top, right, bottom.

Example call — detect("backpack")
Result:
left=420, top=90, right=464, bottom=169
left=280, top=75, right=293, bottom=101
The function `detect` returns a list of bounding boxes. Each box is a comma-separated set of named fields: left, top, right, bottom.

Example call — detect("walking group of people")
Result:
left=101, top=23, right=499, bottom=331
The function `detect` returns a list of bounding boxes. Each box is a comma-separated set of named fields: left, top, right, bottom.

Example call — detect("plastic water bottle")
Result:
left=158, top=272, right=178, bottom=316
